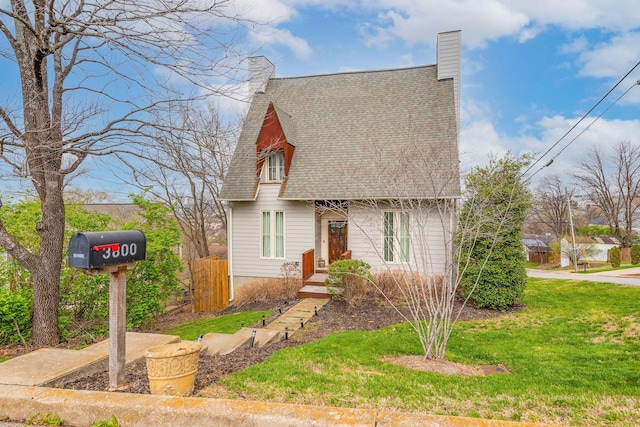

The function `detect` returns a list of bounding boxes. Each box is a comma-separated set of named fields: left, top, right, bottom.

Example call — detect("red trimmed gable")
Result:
left=256, top=103, right=295, bottom=178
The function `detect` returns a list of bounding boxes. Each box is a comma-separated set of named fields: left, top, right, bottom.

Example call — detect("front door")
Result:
left=328, top=221, right=347, bottom=264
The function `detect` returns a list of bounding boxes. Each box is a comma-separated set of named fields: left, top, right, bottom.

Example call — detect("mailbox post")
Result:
left=68, top=231, right=146, bottom=390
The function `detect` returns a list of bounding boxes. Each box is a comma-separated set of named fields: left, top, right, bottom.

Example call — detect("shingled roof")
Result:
left=220, top=65, right=460, bottom=201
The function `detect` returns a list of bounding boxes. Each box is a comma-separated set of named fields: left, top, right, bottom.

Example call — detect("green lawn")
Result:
left=165, top=310, right=272, bottom=340
left=200, top=278, right=640, bottom=426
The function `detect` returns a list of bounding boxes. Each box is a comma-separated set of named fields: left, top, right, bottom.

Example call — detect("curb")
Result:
left=0, top=384, right=558, bottom=427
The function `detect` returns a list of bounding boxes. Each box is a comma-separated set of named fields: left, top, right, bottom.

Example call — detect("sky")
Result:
left=234, top=0, right=640, bottom=185
left=2, top=0, right=640, bottom=200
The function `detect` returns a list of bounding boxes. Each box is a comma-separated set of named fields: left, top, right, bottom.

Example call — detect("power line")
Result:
left=527, top=80, right=640, bottom=181
left=522, top=60, right=640, bottom=179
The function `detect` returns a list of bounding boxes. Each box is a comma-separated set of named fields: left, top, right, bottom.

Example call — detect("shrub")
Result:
left=325, top=259, right=371, bottom=304
left=460, top=241, right=527, bottom=310
left=610, top=246, right=621, bottom=268
left=631, top=244, right=640, bottom=265
left=234, top=278, right=300, bottom=304
left=0, top=287, right=31, bottom=345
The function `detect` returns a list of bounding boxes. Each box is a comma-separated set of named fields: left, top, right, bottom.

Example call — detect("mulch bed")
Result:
left=58, top=296, right=518, bottom=395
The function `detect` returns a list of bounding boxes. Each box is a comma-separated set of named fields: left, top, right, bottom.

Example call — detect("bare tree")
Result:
left=338, top=144, right=530, bottom=359
left=0, top=0, right=255, bottom=346
left=127, top=101, right=237, bottom=262
left=573, top=142, right=640, bottom=247
left=527, top=175, right=576, bottom=237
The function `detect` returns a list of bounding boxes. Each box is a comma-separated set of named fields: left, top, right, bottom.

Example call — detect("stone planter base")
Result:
left=145, top=341, right=203, bottom=396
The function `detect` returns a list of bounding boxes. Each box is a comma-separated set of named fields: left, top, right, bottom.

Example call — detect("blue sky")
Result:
left=2, top=0, right=640, bottom=199
left=235, top=0, right=640, bottom=182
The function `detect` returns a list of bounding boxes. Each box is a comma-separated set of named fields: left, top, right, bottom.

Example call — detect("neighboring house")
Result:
left=559, top=236, right=620, bottom=267
left=220, top=31, right=462, bottom=291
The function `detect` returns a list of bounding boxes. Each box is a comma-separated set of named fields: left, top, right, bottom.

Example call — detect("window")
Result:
left=261, top=210, right=285, bottom=258
left=267, top=152, right=285, bottom=182
left=383, top=211, right=410, bottom=262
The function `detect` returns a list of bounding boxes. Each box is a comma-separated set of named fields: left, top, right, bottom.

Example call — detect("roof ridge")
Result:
left=271, top=63, right=436, bottom=81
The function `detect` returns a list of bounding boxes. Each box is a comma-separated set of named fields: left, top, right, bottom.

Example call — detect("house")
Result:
left=220, top=31, right=462, bottom=294
left=559, top=235, right=621, bottom=267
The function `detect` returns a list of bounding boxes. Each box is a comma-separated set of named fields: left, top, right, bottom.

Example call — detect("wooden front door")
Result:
left=328, top=221, right=347, bottom=264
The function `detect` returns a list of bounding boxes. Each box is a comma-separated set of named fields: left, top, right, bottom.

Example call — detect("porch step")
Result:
left=298, top=284, right=341, bottom=299
left=304, top=272, right=328, bottom=285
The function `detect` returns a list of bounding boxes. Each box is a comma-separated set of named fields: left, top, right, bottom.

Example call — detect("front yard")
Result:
left=202, top=278, right=640, bottom=426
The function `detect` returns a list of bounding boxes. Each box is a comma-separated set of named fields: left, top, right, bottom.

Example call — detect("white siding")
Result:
left=437, top=30, right=461, bottom=123
left=230, top=184, right=314, bottom=280
left=348, top=203, right=451, bottom=275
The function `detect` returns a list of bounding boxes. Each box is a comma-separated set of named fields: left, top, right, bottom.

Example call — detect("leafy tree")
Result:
left=459, top=153, right=533, bottom=310
left=0, top=286, right=31, bottom=345
left=0, top=198, right=111, bottom=342
left=124, top=194, right=183, bottom=329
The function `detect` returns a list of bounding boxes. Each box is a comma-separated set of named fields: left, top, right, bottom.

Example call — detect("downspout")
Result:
left=227, top=205, right=234, bottom=302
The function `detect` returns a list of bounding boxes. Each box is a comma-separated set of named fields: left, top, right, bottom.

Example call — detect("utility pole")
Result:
left=566, top=188, right=578, bottom=272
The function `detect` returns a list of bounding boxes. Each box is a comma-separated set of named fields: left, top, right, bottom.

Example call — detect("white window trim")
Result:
left=261, top=209, right=286, bottom=259
left=382, top=210, right=411, bottom=263
left=265, top=152, right=285, bottom=183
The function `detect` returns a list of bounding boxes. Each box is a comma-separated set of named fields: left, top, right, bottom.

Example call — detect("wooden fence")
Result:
left=191, top=256, right=229, bottom=312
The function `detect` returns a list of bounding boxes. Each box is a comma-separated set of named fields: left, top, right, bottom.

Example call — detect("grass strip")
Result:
left=165, top=311, right=271, bottom=340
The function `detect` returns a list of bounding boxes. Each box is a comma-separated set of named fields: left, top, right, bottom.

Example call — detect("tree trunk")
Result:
left=31, top=174, right=65, bottom=346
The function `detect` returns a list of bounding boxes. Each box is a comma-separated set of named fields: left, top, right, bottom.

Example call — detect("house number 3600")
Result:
left=102, top=243, right=138, bottom=259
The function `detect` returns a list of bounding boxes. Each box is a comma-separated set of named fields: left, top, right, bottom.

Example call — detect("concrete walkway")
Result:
left=200, top=298, right=330, bottom=355
left=0, top=332, right=179, bottom=388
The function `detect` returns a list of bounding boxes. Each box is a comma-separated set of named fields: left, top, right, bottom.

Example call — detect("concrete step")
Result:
left=234, top=327, right=282, bottom=347
left=201, top=332, right=251, bottom=356
left=0, top=332, right=179, bottom=388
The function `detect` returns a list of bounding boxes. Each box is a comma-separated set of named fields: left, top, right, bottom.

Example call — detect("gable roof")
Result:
left=221, top=65, right=460, bottom=201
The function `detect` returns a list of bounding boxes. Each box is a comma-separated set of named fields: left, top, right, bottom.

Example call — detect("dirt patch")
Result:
left=57, top=295, right=519, bottom=395
left=380, top=355, right=510, bottom=376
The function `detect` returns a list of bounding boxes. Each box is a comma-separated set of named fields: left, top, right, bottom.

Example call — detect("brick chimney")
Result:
left=437, top=30, right=461, bottom=124
left=248, top=56, right=275, bottom=95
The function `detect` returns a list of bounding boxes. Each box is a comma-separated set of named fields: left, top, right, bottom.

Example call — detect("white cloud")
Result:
left=251, top=26, right=313, bottom=59
left=560, top=36, right=589, bottom=55
left=503, top=0, right=640, bottom=32
left=357, top=0, right=529, bottom=49
left=227, top=0, right=297, bottom=25
left=574, top=32, right=640, bottom=79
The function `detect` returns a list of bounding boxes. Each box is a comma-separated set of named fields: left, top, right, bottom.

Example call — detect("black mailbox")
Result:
left=68, top=231, right=146, bottom=269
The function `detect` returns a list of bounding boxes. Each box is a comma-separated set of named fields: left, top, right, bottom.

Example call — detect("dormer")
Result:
left=256, top=102, right=296, bottom=183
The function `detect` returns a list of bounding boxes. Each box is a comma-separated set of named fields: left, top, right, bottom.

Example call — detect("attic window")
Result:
left=267, top=151, right=285, bottom=182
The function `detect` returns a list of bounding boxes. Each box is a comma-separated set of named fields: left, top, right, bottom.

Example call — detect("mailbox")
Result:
left=68, top=230, right=146, bottom=269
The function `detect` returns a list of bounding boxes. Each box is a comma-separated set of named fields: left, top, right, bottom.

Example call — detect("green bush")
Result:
left=631, top=245, right=640, bottom=265
left=458, top=153, right=532, bottom=310
left=325, top=259, right=371, bottom=303
left=0, top=287, right=31, bottom=345
left=610, top=246, right=621, bottom=268
left=460, top=241, right=527, bottom=310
